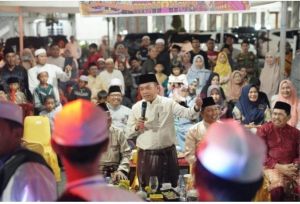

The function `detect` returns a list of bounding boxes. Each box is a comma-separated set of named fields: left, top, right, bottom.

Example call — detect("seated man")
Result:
left=98, top=103, right=131, bottom=182
left=194, top=120, right=266, bottom=201
left=106, top=86, right=132, bottom=130
left=257, top=101, right=300, bottom=201
left=0, top=101, right=56, bottom=201
left=184, top=97, right=219, bottom=165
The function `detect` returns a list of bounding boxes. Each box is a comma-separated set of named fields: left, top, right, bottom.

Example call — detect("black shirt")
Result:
left=189, top=50, right=210, bottom=70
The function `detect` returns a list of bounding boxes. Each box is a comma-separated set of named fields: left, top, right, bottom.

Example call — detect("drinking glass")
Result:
left=149, top=176, right=159, bottom=194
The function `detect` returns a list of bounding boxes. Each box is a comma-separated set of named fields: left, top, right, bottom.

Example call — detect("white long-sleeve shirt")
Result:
left=108, top=104, right=132, bottom=130
left=28, top=64, right=71, bottom=99
left=126, top=95, right=199, bottom=150
left=96, top=69, right=125, bottom=93
left=1, top=162, right=57, bottom=201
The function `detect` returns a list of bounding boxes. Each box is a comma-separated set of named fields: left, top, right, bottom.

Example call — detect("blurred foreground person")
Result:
left=257, top=101, right=300, bottom=201
left=0, top=101, right=56, bottom=201
left=194, top=119, right=266, bottom=201
left=52, top=99, right=141, bottom=201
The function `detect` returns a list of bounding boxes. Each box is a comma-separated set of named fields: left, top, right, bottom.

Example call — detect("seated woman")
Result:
left=224, top=70, right=245, bottom=118
left=233, top=84, right=271, bottom=129
left=271, top=79, right=300, bottom=129
left=187, top=55, right=211, bottom=94
left=207, top=84, right=228, bottom=119
left=213, top=51, right=232, bottom=88
left=200, top=72, right=226, bottom=100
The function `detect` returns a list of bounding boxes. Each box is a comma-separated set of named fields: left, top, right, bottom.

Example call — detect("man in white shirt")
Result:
left=96, top=58, right=124, bottom=93
left=107, top=86, right=132, bottom=130
left=126, top=74, right=203, bottom=188
left=87, top=63, right=103, bottom=103
left=184, top=97, right=220, bottom=165
left=28, top=48, right=72, bottom=101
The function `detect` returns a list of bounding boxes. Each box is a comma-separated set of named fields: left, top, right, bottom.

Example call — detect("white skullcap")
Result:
left=109, top=78, right=124, bottom=95
left=105, top=58, right=114, bottom=64
left=52, top=99, right=108, bottom=146
left=79, top=75, right=89, bottom=82
left=37, top=68, right=48, bottom=75
left=97, top=58, right=105, bottom=62
left=142, top=35, right=150, bottom=40
left=34, top=48, right=47, bottom=57
left=196, top=119, right=266, bottom=183
left=0, top=101, right=23, bottom=125
left=155, top=38, right=165, bottom=45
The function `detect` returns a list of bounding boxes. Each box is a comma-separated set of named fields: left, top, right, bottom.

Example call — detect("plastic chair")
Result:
left=22, top=116, right=61, bottom=182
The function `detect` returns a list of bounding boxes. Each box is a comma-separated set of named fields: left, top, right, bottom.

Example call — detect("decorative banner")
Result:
left=80, top=1, right=250, bottom=16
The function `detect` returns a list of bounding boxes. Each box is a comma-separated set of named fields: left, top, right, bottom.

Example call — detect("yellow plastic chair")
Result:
left=22, top=116, right=61, bottom=182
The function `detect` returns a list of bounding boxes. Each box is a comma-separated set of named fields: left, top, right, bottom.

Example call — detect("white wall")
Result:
left=75, top=14, right=108, bottom=44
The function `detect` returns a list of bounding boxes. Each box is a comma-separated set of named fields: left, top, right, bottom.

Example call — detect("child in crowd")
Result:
left=96, top=90, right=108, bottom=106
left=39, top=95, right=62, bottom=133
left=69, top=75, right=92, bottom=101
left=167, top=65, right=188, bottom=97
left=168, top=65, right=188, bottom=88
left=154, top=63, right=168, bottom=95
left=6, top=77, right=27, bottom=104
left=34, top=69, right=60, bottom=113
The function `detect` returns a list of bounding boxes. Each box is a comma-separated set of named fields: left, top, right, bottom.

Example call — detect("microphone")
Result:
left=141, top=101, right=147, bottom=120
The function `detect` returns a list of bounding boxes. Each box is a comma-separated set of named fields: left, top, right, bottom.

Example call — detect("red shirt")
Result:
left=257, top=122, right=300, bottom=168
left=83, top=52, right=102, bottom=69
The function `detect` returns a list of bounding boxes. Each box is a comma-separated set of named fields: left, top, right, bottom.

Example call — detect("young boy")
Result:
left=69, top=75, right=92, bottom=101
left=96, top=90, right=108, bottom=106
left=39, top=95, right=62, bottom=133
left=7, top=77, right=27, bottom=104
left=34, top=69, right=60, bottom=112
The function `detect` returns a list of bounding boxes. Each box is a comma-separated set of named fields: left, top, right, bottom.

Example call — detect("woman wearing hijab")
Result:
left=225, top=70, right=245, bottom=103
left=200, top=72, right=226, bottom=99
left=181, top=52, right=192, bottom=74
left=224, top=70, right=245, bottom=118
left=187, top=55, right=211, bottom=94
left=114, top=43, right=130, bottom=69
left=233, top=84, right=271, bottom=128
left=207, top=84, right=228, bottom=119
left=271, top=79, right=300, bottom=129
left=290, top=52, right=300, bottom=97
left=259, top=52, right=280, bottom=101
left=213, top=51, right=232, bottom=88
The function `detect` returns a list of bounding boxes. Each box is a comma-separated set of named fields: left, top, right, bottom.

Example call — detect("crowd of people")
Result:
left=0, top=33, right=299, bottom=201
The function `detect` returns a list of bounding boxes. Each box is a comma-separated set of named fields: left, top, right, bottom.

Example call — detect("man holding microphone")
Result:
left=126, top=74, right=203, bottom=188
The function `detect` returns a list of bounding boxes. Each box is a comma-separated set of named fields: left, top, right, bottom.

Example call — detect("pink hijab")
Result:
left=276, top=80, right=298, bottom=127
left=225, top=70, right=244, bottom=102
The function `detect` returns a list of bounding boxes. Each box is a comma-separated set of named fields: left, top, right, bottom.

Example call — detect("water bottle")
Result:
left=177, top=175, right=186, bottom=201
